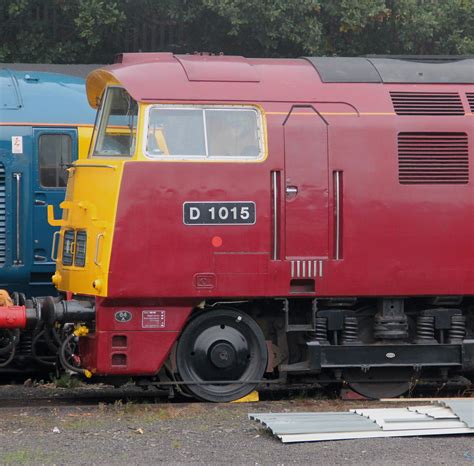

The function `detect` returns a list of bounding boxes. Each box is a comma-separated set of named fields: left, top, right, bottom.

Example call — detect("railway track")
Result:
left=0, top=384, right=174, bottom=409
left=0, top=381, right=471, bottom=410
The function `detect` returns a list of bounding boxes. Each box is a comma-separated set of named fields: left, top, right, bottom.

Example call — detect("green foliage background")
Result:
left=1, top=0, right=473, bottom=63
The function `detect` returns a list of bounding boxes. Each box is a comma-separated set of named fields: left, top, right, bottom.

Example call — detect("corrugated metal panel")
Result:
left=438, top=400, right=474, bottom=428
left=275, top=427, right=473, bottom=444
left=351, top=408, right=466, bottom=430
left=408, top=406, right=458, bottom=419
left=249, top=399, right=474, bottom=444
left=249, top=413, right=379, bottom=434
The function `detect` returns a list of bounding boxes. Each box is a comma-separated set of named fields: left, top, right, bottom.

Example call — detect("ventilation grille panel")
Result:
left=398, top=132, right=469, bottom=185
left=390, top=92, right=464, bottom=115
left=467, top=93, right=474, bottom=113
left=0, top=164, right=5, bottom=265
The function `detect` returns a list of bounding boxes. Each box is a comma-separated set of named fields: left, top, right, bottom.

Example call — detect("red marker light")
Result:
left=212, top=236, right=223, bottom=248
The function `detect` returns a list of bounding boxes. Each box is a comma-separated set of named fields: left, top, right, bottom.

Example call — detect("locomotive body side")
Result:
left=44, top=54, right=474, bottom=400
left=0, top=69, right=95, bottom=296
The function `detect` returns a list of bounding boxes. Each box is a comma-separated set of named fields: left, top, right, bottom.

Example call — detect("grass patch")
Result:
left=2, top=450, right=54, bottom=464
left=61, top=413, right=109, bottom=431
left=52, top=373, right=83, bottom=389
left=171, top=439, right=182, bottom=449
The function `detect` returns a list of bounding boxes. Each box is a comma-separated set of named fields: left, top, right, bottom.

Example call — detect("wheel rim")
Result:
left=176, top=309, right=267, bottom=402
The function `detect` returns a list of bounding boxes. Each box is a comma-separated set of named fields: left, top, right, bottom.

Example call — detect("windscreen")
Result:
left=93, top=87, right=138, bottom=157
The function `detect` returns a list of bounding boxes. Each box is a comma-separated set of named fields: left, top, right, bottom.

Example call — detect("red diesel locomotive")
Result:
left=1, top=54, right=474, bottom=401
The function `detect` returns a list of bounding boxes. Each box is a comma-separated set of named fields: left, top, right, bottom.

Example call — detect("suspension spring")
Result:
left=448, top=314, right=466, bottom=343
left=18, top=333, right=33, bottom=356
left=416, top=315, right=435, bottom=342
left=341, top=316, right=359, bottom=344
left=314, top=317, right=328, bottom=342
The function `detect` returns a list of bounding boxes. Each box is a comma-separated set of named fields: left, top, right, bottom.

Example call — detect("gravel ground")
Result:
left=0, top=385, right=472, bottom=465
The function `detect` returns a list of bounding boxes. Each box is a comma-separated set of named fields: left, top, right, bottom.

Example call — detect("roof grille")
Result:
left=0, top=164, right=5, bottom=266
left=398, top=132, right=469, bottom=184
left=467, top=93, right=474, bottom=113
left=390, top=92, right=464, bottom=115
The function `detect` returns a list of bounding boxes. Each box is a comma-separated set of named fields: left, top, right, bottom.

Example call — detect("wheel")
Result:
left=342, top=311, right=416, bottom=399
left=343, top=367, right=416, bottom=399
left=176, top=309, right=268, bottom=402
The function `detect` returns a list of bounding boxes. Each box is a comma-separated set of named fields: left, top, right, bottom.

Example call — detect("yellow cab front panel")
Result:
left=52, top=158, right=125, bottom=296
left=52, top=85, right=136, bottom=297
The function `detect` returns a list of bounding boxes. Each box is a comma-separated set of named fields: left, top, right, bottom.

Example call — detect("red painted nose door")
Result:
left=284, top=106, right=329, bottom=259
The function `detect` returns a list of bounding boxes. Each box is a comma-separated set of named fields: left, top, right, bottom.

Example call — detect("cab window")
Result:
left=145, top=105, right=264, bottom=161
left=93, top=87, right=138, bottom=157
left=39, top=134, right=72, bottom=187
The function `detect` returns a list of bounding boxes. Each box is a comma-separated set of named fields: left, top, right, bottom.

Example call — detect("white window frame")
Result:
left=143, top=104, right=265, bottom=162
left=91, top=86, right=139, bottom=159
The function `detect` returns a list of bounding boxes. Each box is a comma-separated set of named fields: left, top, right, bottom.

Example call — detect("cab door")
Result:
left=32, top=128, right=77, bottom=273
left=284, top=106, right=329, bottom=260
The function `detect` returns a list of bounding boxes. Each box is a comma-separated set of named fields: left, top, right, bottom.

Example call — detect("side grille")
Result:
left=74, top=231, right=87, bottom=267
left=0, top=164, right=5, bottom=266
left=390, top=92, right=464, bottom=116
left=467, top=93, right=474, bottom=113
left=398, top=132, right=469, bottom=185
left=62, top=229, right=75, bottom=266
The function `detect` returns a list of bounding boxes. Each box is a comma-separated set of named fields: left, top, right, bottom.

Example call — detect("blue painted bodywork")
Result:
left=0, top=69, right=96, bottom=296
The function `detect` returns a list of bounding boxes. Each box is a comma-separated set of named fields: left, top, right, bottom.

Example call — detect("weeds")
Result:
left=52, top=373, right=83, bottom=389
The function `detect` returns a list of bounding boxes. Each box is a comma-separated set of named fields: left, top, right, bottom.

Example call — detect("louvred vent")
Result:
left=390, top=92, right=464, bottom=115
left=398, top=132, right=469, bottom=185
left=467, top=93, right=474, bottom=113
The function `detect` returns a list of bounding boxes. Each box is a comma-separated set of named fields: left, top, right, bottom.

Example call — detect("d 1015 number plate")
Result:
left=183, top=202, right=256, bottom=225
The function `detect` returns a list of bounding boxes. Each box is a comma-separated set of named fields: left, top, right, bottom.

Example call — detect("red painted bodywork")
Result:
left=84, top=54, right=474, bottom=376
left=80, top=299, right=193, bottom=375
left=0, top=306, right=26, bottom=329
left=106, top=54, right=474, bottom=299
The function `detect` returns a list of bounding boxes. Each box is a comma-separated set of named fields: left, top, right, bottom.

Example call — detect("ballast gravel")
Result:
left=0, top=384, right=472, bottom=465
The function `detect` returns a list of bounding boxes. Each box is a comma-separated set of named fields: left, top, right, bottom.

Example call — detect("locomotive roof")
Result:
left=305, top=56, right=474, bottom=83
left=85, top=53, right=474, bottom=108
left=1, top=68, right=96, bottom=125
left=1, top=63, right=102, bottom=78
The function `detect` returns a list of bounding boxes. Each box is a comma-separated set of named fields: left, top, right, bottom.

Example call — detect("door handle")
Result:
left=13, top=173, right=22, bottom=265
left=94, top=233, right=105, bottom=266
left=51, top=231, right=60, bottom=262
left=285, top=186, right=298, bottom=195
left=35, top=199, right=46, bottom=205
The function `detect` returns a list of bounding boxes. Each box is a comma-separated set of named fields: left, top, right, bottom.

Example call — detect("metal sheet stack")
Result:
left=249, top=399, right=474, bottom=443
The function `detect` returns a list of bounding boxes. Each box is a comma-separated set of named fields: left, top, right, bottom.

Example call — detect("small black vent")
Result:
left=398, top=132, right=469, bottom=184
left=390, top=92, right=464, bottom=115
left=62, top=229, right=75, bottom=266
left=74, top=231, right=87, bottom=267
left=0, top=164, right=5, bottom=266
left=467, top=93, right=474, bottom=113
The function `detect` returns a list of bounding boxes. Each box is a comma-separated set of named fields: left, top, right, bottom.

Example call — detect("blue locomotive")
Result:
left=0, top=68, right=96, bottom=298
